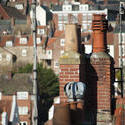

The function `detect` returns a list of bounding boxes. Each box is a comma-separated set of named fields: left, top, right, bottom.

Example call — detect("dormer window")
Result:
left=37, top=29, right=45, bottom=35
left=63, top=5, right=72, bottom=11
left=37, top=38, right=41, bottom=44
left=20, top=38, right=27, bottom=44
left=6, top=41, right=13, bottom=47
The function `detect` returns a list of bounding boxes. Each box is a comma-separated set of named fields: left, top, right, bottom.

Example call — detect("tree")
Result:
left=16, top=63, right=59, bottom=123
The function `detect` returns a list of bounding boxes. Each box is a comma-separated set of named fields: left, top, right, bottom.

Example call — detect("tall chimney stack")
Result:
left=85, top=14, right=114, bottom=124
left=59, top=24, right=85, bottom=103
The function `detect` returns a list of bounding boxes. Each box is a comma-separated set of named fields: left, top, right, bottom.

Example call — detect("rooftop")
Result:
left=0, top=73, right=33, bottom=95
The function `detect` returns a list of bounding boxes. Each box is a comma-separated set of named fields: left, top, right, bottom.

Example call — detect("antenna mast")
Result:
left=31, top=0, right=38, bottom=124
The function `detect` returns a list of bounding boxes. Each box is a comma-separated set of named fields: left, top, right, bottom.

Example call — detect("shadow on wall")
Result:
left=84, top=55, right=98, bottom=124
left=41, top=5, right=53, bottom=25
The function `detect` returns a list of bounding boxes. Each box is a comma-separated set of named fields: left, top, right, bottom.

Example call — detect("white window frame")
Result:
left=37, top=29, right=44, bottom=35
left=22, top=49, right=27, bottom=57
left=17, top=92, right=28, bottom=100
left=6, top=54, right=11, bottom=61
left=19, top=106, right=28, bottom=115
left=54, top=60, right=59, bottom=68
left=37, top=37, right=41, bottom=44
left=62, top=5, right=72, bottom=11
left=60, top=50, right=64, bottom=55
left=60, top=39, right=65, bottom=46
left=6, top=41, right=13, bottom=47
left=20, top=38, right=27, bottom=44
left=15, top=4, right=24, bottom=10
left=63, top=14, right=68, bottom=23
left=58, top=23, right=63, bottom=31
left=82, top=24, right=88, bottom=31
left=58, top=14, right=63, bottom=23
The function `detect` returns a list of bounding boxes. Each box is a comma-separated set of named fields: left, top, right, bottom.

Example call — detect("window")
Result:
left=22, top=49, right=27, bottom=57
left=15, top=4, right=24, bottom=10
left=37, top=29, right=44, bottom=35
left=54, top=61, right=59, bottom=68
left=20, top=38, right=27, bottom=44
left=6, top=41, right=13, bottom=47
left=72, top=14, right=78, bottom=23
left=6, top=54, right=11, bottom=61
left=47, top=50, right=52, bottom=55
left=58, top=24, right=63, bottom=31
left=60, top=50, right=64, bottom=55
left=58, top=14, right=63, bottom=23
left=62, top=5, right=72, bottom=11
left=20, top=121, right=27, bottom=125
left=119, top=45, right=125, bottom=57
left=88, top=14, right=92, bottom=21
left=17, top=92, right=28, bottom=100
left=82, top=24, right=87, bottom=31
left=37, top=38, right=41, bottom=44
left=63, top=14, right=68, bottom=23
left=0, top=54, right=2, bottom=61
left=60, top=39, right=65, bottom=46
left=19, top=107, right=28, bottom=115
left=119, top=33, right=125, bottom=43
left=46, top=50, right=52, bottom=59
left=79, top=4, right=89, bottom=11
left=82, top=14, right=87, bottom=22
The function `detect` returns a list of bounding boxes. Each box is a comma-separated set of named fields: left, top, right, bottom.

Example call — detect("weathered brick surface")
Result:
left=85, top=56, right=114, bottom=123
left=59, top=63, right=85, bottom=103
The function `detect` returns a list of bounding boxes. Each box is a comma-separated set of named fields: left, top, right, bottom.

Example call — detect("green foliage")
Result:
left=116, top=70, right=121, bottom=81
left=17, top=64, right=33, bottom=73
left=16, top=63, right=59, bottom=123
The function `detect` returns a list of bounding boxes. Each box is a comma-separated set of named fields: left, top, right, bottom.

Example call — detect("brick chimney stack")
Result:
left=85, top=14, right=114, bottom=124
left=92, top=14, right=108, bottom=53
left=59, top=24, right=85, bottom=103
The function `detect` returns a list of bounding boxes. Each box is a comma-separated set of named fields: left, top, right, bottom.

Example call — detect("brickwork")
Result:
left=59, top=64, right=81, bottom=103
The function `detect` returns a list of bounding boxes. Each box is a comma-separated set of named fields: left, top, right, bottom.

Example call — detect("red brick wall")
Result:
left=59, top=64, right=85, bottom=103
left=17, top=96, right=32, bottom=125
left=85, top=56, right=114, bottom=116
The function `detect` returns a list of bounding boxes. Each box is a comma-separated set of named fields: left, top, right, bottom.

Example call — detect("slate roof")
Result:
left=0, top=73, right=33, bottom=95
left=114, top=23, right=125, bottom=33
left=1, top=5, right=26, bottom=19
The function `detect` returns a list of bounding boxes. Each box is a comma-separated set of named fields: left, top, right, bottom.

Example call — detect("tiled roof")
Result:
left=0, top=35, right=14, bottom=47
left=0, top=35, right=47, bottom=47
left=0, top=73, right=33, bottom=95
left=47, top=38, right=57, bottom=49
left=54, top=30, right=64, bottom=37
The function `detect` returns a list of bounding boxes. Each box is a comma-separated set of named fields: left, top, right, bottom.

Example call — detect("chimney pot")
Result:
left=92, top=14, right=108, bottom=53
